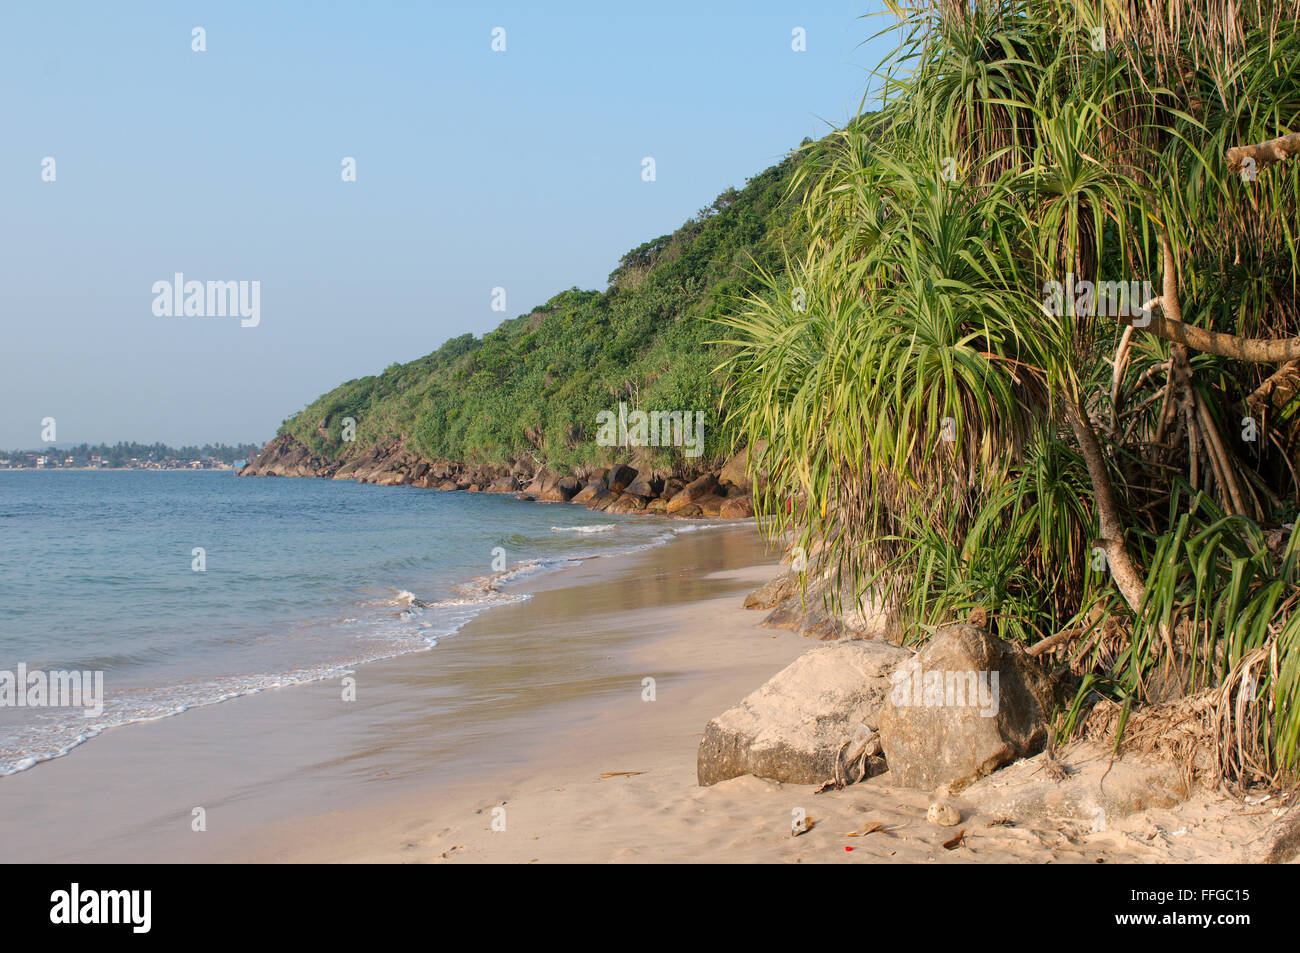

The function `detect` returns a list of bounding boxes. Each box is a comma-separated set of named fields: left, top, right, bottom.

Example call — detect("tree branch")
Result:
left=1226, top=132, right=1300, bottom=174
left=1065, top=395, right=1147, bottom=615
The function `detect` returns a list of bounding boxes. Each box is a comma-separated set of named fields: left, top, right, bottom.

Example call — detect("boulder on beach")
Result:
left=570, top=481, right=607, bottom=505
left=761, top=574, right=897, bottom=641
left=743, top=571, right=799, bottom=610
left=538, top=475, right=581, bottom=502
left=606, top=494, right=646, bottom=514
left=667, top=473, right=719, bottom=514
left=606, top=464, right=638, bottom=493
left=625, top=475, right=663, bottom=498
left=719, top=495, right=753, bottom=519
left=698, top=640, right=913, bottom=786
left=718, top=446, right=752, bottom=492
left=876, top=623, right=1057, bottom=792
left=961, top=743, right=1190, bottom=825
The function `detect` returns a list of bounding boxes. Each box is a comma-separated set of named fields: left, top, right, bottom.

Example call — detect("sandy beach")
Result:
left=0, top=523, right=1288, bottom=864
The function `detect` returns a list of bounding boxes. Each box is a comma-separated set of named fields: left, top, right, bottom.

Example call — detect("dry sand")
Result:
left=225, top=569, right=1290, bottom=865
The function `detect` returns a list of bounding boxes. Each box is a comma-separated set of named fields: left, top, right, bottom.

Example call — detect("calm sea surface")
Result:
left=0, top=470, right=701, bottom=774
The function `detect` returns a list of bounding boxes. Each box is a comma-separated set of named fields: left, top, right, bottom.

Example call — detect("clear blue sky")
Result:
left=1, top=1, right=896, bottom=448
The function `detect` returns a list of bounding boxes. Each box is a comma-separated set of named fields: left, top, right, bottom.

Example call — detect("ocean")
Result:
left=0, top=469, right=702, bottom=775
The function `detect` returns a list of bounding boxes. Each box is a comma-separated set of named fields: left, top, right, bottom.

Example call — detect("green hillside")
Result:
left=276, top=145, right=814, bottom=471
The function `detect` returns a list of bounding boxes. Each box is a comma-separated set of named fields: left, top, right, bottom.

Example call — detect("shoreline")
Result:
left=1, top=520, right=1285, bottom=864
left=0, top=522, right=797, bottom=862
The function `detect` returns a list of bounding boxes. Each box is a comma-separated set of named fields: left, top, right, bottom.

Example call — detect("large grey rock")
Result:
left=961, top=743, right=1189, bottom=825
left=761, top=574, right=897, bottom=641
left=877, top=624, right=1057, bottom=792
left=744, top=571, right=800, bottom=610
left=697, top=641, right=912, bottom=786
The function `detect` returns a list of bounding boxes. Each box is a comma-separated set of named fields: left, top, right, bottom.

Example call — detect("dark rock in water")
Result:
left=605, top=494, right=646, bottom=514
left=672, top=503, right=703, bottom=518
left=484, top=476, right=517, bottom=494
left=515, top=492, right=537, bottom=502
left=606, top=464, right=638, bottom=493
left=698, top=641, right=912, bottom=786
left=585, top=487, right=617, bottom=511
left=876, top=624, right=1057, bottom=792
left=625, top=475, right=663, bottom=498
left=667, top=473, right=719, bottom=514
left=644, top=498, right=668, bottom=514
left=720, top=495, right=754, bottom=519
left=523, top=468, right=558, bottom=497
left=570, top=481, right=607, bottom=505
left=744, top=571, right=800, bottom=610
left=697, top=495, right=726, bottom=517
left=538, top=475, right=581, bottom=502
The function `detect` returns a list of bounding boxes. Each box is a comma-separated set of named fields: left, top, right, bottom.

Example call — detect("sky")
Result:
left=0, top=1, right=898, bottom=448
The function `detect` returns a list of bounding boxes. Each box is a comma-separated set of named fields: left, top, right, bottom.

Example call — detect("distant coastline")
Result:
left=1, top=442, right=261, bottom=471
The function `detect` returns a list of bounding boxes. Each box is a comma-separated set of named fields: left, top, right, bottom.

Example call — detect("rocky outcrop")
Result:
left=239, top=436, right=765, bottom=523
left=237, top=435, right=339, bottom=478
left=876, top=624, right=1058, bottom=792
left=698, top=641, right=912, bottom=786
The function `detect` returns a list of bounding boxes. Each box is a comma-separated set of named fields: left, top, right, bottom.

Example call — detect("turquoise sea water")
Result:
left=0, top=470, right=696, bottom=774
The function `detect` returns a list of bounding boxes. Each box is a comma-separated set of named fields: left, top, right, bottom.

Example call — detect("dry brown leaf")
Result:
left=793, top=818, right=816, bottom=837
left=599, top=771, right=645, bottom=779
left=943, top=829, right=966, bottom=850
left=844, top=821, right=884, bottom=837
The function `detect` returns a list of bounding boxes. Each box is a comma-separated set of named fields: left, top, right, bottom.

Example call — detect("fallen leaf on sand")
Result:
left=792, top=818, right=816, bottom=837
left=844, top=821, right=884, bottom=837
left=943, top=830, right=966, bottom=850
left=600, top=771, right=645, bottom=779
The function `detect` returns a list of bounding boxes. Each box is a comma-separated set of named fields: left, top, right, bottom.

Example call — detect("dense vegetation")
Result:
left=276, top=154, right=813, bottom=472
left=721, top=0, right=1300, bottom=788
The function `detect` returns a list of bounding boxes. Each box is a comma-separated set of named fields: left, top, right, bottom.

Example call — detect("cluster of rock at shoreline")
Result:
left=238, top=434, right=756, bottom=519
left=698, top=573, right=1300, bottom=859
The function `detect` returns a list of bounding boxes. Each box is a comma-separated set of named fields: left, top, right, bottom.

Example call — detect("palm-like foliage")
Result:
left=718, top=0, right=1300, bottom=787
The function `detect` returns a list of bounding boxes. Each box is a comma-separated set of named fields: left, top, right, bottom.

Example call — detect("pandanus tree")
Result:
left=719, top=0, right=1300, bottom=787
